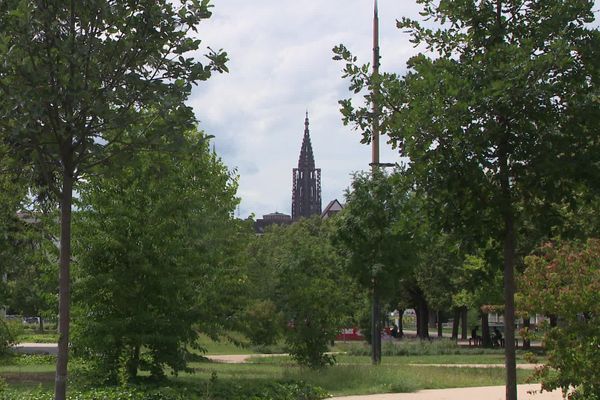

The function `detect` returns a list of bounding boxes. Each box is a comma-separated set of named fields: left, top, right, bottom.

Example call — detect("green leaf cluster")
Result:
left=519, top=239, right=600, bottom=398
left=71, top=128, right=245, bottom=382
left=243, top=217, right=355, bottom=369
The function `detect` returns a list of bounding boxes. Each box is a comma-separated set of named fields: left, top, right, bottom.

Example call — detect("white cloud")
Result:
left=189, top=1, right=433, bottom=218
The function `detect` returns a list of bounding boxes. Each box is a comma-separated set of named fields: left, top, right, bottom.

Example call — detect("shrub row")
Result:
left=0, top=381, right=328, bottom=400
left=346, top=338, right=503, bottom=356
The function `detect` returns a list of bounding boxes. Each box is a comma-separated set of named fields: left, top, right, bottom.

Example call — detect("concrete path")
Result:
left=206, top=353, right=289, bottom=363
left=12, top=342, right=58, bottom=355
left=407, top=363, right=542, bottom=370
left=330, top=384, right=564, bottom=400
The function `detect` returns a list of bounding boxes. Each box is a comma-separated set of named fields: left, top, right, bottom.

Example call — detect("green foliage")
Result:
left=241, top=300, right=283, bottom=346
left=72, top=129, right=245, bottom=382
left=336, top=0, right=599, bottom=394
left=0, top=381, right=328, bottom=400
left=0, top=2, right=230, bottom=397
left=345, top=339, right=503, bottom=357
left=0, top=0, right=229, bottom=189
left=2, top=353, right=55, bottom=366
left=199, top=379, right=328, bottom=400
left=4, top=213, right=58, bottom=332
left=244, top=217, right=355, bottom=369
left=334, top=170, right=420, bottom=294
left=0, top=319, right=21, bottom=354
left=519, top=239, right=600, bottom=398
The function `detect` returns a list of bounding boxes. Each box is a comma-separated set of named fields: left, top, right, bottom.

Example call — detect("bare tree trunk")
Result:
left=461, top=307, right=468, bottom=340
left=499, top=149, right=517, bottom=400
left=415, top=302, right=423, bottom=338
left=502, top=211, right=517, bottom=400
left=397, top=308, right=404, bottom=338
left=452, top=308, right=460, bottom=339
left=127, top=345, right=141, bottom=381
left=371, top=285, right=381, bottom=364
left=38, top=316, right=44, bottom=333
left=54, top=168, right=73, bottom=400
left=417, top=296, right=430, bottom=339
left=481, top=312, right=492, bottom=347
left=437, top=311, right=443, bottom=338
left=522, top=317, right=531, bottom=350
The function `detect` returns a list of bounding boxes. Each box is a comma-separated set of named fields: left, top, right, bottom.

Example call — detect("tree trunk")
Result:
left=481, top=312, right=492, bottom=347
left=502, top=214, right=518, bottom=400
left=416, top=295, right=429, bottom=339
left=437, top=311, right=443, bottom=338
left=127, top=345, right=140, bottom=381
left=54, top=168, right=73, bottom=400
left=461, top=307, right=468, bottom=340
left=371, top=285, right=381, bottom=365
left=499, top=152, right=517, bottom=400
left=38, top=316, right=44, bottom=333
left=522, top=317, right=531, bottom=350
left=397, top=308, right=404, bottom=338
left=452, top=308, right=460, bottom=340
left=415, top=303, right=422, bottom=337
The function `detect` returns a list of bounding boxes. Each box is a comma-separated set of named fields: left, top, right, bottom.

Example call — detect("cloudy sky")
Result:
left=189, top=0, right=597, bottom=219
left=190, top=0, right=422, bottom=219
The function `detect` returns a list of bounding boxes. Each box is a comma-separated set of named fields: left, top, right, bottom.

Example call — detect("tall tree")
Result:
left=335, top=1, right=599, bottom=398
left=334, top=170, right=421, bottom=363
left=0, top=1, right=227, bottom=398
left=244, top=217, right=354, bottom=369
left=72, top=128, right=243, bottom=382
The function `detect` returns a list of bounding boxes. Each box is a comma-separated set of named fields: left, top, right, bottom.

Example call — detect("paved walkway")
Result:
left=330, top=384, right=564, bottom=400
left=407, top=363, right=542, bottom=370
left=12, top=342, right=58, bottom=355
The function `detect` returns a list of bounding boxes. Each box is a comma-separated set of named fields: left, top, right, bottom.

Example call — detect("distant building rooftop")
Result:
left=254, top=212, right=292, bottom=234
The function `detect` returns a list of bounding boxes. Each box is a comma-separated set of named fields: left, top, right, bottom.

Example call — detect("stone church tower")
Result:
left=292, top=112, right=321, bottom=220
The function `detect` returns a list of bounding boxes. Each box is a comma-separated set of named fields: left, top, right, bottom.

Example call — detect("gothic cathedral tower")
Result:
left=292, top=112, right=321, bottom=220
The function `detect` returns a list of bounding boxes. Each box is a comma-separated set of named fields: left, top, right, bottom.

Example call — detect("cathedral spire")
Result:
left=298, top=111, right=315, bottom=170
left=292, top=111, right=321, bottom=220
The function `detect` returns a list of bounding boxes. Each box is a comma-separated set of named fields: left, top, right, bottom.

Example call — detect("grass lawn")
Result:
left=16, top=331, right=59, bottom=344
left=2, top=350, right=540, bottom=397
left=177, top=358, right=536, bottom=396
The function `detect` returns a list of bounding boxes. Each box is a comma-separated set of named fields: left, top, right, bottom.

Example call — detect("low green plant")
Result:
left=250, top=343, right=289, bottom=355
left=0, top=381, right=328, bottom=400
left=0, top=319, right=22, bottom=354
left=14, top=354, right=55, bottom=366
left=520, top=239, right=600, bottom=398
left=345, top=339, right=505, bottom=356
left=0, top=387, right=185, bottom=400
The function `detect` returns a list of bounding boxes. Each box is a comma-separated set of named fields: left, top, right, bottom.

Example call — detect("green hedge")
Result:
left=0, top=381, right=328, bottom=400
left=346, top=338, right=505, bottom=356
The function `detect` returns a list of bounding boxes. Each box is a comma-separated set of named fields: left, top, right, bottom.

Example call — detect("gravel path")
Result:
left=407, top=363, right=542, bottom=370
left=329, top=384, right=564, bottom=400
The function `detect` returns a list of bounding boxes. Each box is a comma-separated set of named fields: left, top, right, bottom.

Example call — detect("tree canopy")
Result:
left=335, top=1, right=599, bottom=398
left=72, top=128, right=244, bottom=381
left=0, top=1, right=227, bottom=397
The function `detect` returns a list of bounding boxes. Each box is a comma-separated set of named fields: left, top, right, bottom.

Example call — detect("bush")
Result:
left=345, top=338, right=502, bottom=356
left=0, top=381, right=328, bottom=400
left=203, top=379, right=328, bottom=400
left=0, top=318, right=22, bottom=354
left=520, top=239, right=600, bottom=398
left=0, top=387, right=184, bottom=400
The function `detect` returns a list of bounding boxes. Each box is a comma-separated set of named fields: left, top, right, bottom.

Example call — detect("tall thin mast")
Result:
left=371, top=0, right=380, bottom=169
left=370, top=0, right=382, bottom=367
